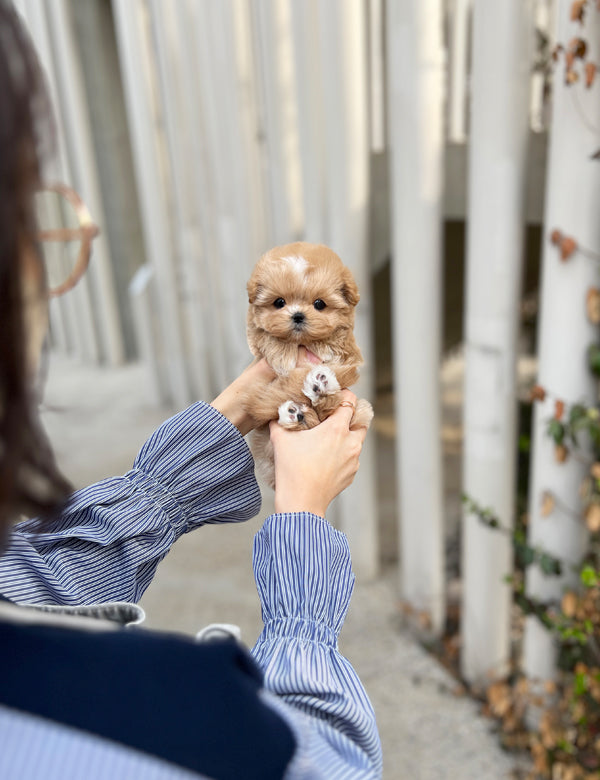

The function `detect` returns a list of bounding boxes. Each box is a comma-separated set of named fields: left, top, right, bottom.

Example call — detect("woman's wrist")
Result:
left=210, top=359, right=274, bottom=436
left=274, top=494, right=327, bottom=519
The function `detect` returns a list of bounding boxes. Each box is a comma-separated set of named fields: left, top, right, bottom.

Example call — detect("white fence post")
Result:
left=386, top=0, right=446, bottom=632
left=523, top=0, right=600, bottom=682
left=112, top=0, right=190, bottom=409
left=47, top=0, right=125, bottom=366
left=288, top=0, right=327, bottom=243
left=460, top=0, right=532, bottom=686
left=186, top=0, right=267, bottom=383
left=447, top=0, right=473, bottom=144
left=20, top=0, right=100, bottom=364
left=147, top=0, right=213, bottom=401
left=252, top=0, right=301, bottom=245
left=316, top=0, right=378, bottom=580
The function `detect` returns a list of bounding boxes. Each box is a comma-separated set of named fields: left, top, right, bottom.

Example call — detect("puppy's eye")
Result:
left=313, top=299, right=327, bottom=311
left=273, top=298, right=286, bottom=309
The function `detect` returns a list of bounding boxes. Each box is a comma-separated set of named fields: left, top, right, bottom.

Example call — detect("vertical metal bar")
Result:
left=289, top=0, right=327, bottom=243
left=112, top=0, right=191, bottom=408
left=48, top=0, right=125, bottom=366
left=523, top=0, right=600, bottom=683
left=368, top=0, right=386, bottom=152
left=147, top=0, right=212, bottom=400
left=23, top=0, right=99, bottom=363
left=317, top=0, right=379, bottom=580
left=386, top=0, right=446, bottom=632
left=460, top=0, right=532, bottom=685
left=447, top=0, right=473, bottom=143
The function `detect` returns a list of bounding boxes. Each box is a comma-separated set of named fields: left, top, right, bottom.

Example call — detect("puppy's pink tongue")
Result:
left=303, top=347, right=321, bottom=364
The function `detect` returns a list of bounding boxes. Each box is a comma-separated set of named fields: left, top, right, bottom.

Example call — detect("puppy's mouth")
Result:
left=289, top=314, right=307, bottom=337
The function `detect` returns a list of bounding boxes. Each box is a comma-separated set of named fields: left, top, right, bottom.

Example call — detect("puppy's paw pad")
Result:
left=303, top=366, right=340, bottom=402
left=278, top=401, right=307, bottom=428
left=350, top=399, right=374, bottom=430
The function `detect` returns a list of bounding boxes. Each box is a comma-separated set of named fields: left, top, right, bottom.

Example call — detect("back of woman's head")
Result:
left=0, top=1, right=70, bottom=547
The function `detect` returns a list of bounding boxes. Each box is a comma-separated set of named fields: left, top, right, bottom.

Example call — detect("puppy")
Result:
left=244, top=241, right=373, bottom=488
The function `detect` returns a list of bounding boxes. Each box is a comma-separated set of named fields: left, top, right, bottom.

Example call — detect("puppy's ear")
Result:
left=340, top=269, right=360, bottom=306
left=247, top=276, right=263, bottom=304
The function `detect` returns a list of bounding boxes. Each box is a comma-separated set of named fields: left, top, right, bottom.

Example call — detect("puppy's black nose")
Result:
left=292, top=312, right=305, bottom=325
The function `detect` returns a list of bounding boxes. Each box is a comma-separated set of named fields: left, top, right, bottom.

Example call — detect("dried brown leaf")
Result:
left=555, top=443, right=569, bottom=463
left=585, top=502, right=600, bottom=532
left=570, top=0, right=586, bottom=22
left=531, top=384, right=547, bottom=402
left=541, top=491, right=556, bottom=517
left=562, top=591, right=578, bottom=618
left=570, top=38, right=588, bottom=59
left=585, top=61, right=597, bottom=88
left=487, top=681, right=513, bottom=717
left=586, top=287, right=600, bottom=323
left=560, top=235, right=578, bottom=260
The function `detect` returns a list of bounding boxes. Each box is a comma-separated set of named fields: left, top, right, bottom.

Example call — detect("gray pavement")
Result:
left=39, top=352, right=524, bottom=780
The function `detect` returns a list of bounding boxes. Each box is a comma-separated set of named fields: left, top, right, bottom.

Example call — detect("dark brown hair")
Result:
left=0, top=1, right=71, bottom=547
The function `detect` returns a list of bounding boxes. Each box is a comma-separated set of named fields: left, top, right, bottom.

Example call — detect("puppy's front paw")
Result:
left=303, top=366, right=340, bottom=403
left=278, top=401, right=308, bottom=428
left=350, top=399, right=374, bottom=430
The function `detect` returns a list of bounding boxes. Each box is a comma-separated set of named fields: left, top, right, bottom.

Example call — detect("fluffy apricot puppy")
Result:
left=244, top=242, right=373, bottom=488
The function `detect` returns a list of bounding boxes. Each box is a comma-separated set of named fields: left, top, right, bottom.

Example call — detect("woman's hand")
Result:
left=210, top=359, right=275, bottom=436
left=270, top=389, right=369, bottom=518
left=210, top=348, right=320, bottom=436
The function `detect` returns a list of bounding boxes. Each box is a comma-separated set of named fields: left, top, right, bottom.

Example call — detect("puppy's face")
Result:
left=247, top=242, right=359, bottom=345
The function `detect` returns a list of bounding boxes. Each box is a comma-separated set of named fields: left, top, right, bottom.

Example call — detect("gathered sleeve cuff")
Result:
left=251, top=513, right=382, bottom=778
left=0, top=402, right=261, bottom=606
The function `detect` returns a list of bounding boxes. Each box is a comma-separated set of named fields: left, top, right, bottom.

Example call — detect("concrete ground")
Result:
left=39, top=352, right=525, bottom=780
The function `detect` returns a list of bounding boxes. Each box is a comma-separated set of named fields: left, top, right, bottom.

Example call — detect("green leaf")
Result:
left=574, top=672, right=588, bottom=696
left=570, top=403, right=588, bottom=425
left=580, top=565, right=599, bottom=587
left=539, top=553, right=562, bottom=576
left=516, top=542, right=535, bottom=567
left=547, top=419, right=565, bottom=444
left=588, top=344, right=600, bottom=378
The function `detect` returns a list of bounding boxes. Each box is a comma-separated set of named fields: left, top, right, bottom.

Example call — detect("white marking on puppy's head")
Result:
left=282, top=255, right=308, bottom=276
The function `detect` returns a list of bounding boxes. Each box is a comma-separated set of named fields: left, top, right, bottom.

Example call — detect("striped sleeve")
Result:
left=0, top=402, right=261, bottom=605
left=251, top=513, right=383, bottom=779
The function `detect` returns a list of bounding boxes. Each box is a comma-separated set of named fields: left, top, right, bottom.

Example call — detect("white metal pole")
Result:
left=112, top=0, right=190, bottom=409
left=288, top=0, right=327, bottom=243
left=166, top=1, right=229, bottom=396
left=148, top=0, right=211, bottom=401
left=252, top=0, right=293, bottom=244
left=189, top=0, right=264, bottom=382
left=317, top=0, right=378, bottom=580
left=48, top=0, right=125, bottom=366
left=447, top=0, right=473, bottom=144
left=368, top=0, right=386, bottom=153
left=523, top=1, right=600, bottom=682
left=129, top=265, right=166, bottom=407
left=460, top=0, right=532, bottom=686
left=23, top=0, right=99, bottom=364
left=386, top=0, right=446, bottom=633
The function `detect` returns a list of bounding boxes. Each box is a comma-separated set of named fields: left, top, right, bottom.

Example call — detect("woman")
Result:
left=0, top=3, right=382, bottom=778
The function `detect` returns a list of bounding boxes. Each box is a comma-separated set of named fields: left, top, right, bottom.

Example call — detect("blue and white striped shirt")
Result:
left=0, top=402, right=382, bottom=779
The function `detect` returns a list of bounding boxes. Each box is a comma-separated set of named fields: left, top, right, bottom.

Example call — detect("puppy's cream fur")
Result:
left=244, top=242, right=373, bottom=488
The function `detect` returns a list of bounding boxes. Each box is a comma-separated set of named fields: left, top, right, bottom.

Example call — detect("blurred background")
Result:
left=14, top=0, right=600, bottom=776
